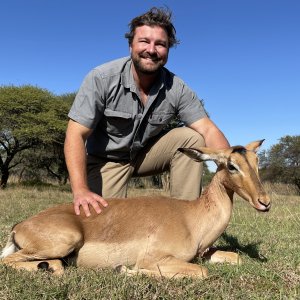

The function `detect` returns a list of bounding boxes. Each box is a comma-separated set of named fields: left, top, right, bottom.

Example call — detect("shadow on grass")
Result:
left=217, top=232, right=268, bottom=262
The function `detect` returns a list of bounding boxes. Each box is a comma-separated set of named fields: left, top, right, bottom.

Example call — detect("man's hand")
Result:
left=73, top=189, right=108, bottom=217
left=64, top=120, right=108, bottom=217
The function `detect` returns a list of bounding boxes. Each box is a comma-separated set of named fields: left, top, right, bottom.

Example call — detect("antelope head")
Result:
left=179, top=140, right=271, bottom=212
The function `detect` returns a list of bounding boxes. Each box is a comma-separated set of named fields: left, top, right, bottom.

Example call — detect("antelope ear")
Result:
left=178, top=147, right=227, bottom=165
left=245, top=140, right=265, bottom=153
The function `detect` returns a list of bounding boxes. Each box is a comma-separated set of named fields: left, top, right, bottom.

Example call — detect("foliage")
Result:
left=0, top=85, right=74, bottom=187
left=14, top=144, right=68, bottom=185
left=202, top=162, right=214, bottom=187
left=0, top=85, right=52, bottom=187
left=21, top=93, right=74, bottom=184
left=259, top=135, right=300, bottom=193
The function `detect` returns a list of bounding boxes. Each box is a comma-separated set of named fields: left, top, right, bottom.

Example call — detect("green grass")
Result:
left=0, top=185, right=299, bottom=300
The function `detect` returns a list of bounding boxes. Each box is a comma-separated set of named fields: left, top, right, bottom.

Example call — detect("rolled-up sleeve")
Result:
left=177, top=83, right=208, bottom=125
left=68, top=69, right=105, bottom=129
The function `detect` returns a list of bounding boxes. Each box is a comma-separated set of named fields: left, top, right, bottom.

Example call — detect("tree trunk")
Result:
left=294, top=178, right=300, bottom=195
left=18, top=167, right=26, bottom=183
left=0, top=169, right=9, bottom=189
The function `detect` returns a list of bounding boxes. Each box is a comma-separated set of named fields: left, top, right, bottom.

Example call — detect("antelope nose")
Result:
left=258, top=195, right=271, bottom=211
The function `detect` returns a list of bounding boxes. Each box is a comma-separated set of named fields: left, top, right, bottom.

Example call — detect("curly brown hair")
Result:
left=125, top=7, right=180, bottom=48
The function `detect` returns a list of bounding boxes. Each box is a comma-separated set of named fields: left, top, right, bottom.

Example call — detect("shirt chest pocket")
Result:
left=103, top=109, right=134, bottom=137
left=147, top=112, right=174, bottom=137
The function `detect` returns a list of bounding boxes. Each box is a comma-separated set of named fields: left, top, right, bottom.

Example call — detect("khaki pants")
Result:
left=87, top=127, right=205, bottom=200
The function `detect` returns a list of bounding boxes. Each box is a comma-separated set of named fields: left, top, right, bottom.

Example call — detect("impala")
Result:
left=1, top=140, right=270, bottom=278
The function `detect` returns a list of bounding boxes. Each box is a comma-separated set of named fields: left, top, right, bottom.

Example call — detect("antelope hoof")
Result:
left=203, top=249, right=242, bottom=265
left=115, top=265, right=135, bottom=276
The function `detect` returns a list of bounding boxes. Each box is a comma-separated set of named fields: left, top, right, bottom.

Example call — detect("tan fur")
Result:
left=1, top=141, right=270, bottom=278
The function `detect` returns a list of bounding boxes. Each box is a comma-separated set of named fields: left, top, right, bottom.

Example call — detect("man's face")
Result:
left=130, top=25, right=169, bottom=74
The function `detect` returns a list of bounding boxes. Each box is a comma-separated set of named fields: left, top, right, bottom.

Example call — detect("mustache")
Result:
left=140, top=53, right=160, bottom=61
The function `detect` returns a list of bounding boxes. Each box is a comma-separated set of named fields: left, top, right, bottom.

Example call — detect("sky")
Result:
left=1, top=0, right=299, bottom=154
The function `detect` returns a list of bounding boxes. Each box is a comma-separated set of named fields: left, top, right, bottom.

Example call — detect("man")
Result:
left=64, top=7, right=229, bottom=217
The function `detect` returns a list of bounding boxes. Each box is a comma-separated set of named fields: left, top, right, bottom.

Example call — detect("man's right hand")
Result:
left=64, top=120, right=108, bottom=217
left=73, top=189, right=108, bottom=217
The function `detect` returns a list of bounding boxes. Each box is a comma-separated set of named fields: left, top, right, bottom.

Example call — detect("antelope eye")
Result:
left=228, top=163, right=238, bottom=172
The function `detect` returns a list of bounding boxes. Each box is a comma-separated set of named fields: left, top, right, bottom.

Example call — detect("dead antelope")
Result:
left=0, top=140, right=270, bottom=278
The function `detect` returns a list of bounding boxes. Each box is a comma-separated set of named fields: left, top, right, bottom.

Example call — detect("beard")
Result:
left=131, top=52, right=167, bottom=75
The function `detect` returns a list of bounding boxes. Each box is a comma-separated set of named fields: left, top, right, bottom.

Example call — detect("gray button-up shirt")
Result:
left=68, top=56, right=207, bottom=161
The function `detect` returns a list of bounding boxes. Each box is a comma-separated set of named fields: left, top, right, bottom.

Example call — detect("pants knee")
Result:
left=170, top=127, right=205, bottom=149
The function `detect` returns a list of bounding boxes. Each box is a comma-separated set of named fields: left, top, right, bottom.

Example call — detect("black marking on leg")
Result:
left=115, top=265, right=123, bottom=273
left=37, top=261, right=49, bottom=270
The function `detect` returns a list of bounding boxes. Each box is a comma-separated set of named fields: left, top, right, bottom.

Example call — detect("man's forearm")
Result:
left=189, top=117, right=230, bottom=149
left=64, top=136, right=89, bottom=193
left=204, top=126, right=230, bottom=149
left=64, top=120, right=92, bottom=194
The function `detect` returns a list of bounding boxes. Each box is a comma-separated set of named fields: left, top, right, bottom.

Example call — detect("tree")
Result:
left=259, top=135, right=300, bottom=193
left=28, top=93, right=74, bottom=184
left=0, top=85, right=52, bottom=187
left=0, top=85, right=72, bottom=187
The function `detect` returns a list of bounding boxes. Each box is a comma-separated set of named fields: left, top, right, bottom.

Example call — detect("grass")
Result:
left=0, top=184, right=299, bottom=300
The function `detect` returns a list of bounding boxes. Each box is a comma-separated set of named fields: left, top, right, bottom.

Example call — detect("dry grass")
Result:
left=263, top=181, right=299, bottom=197
left=0, top=183, right=299, bottom=299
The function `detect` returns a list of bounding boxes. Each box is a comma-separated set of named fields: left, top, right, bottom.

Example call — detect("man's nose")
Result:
left=146, top=43, right=156, bottom=54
